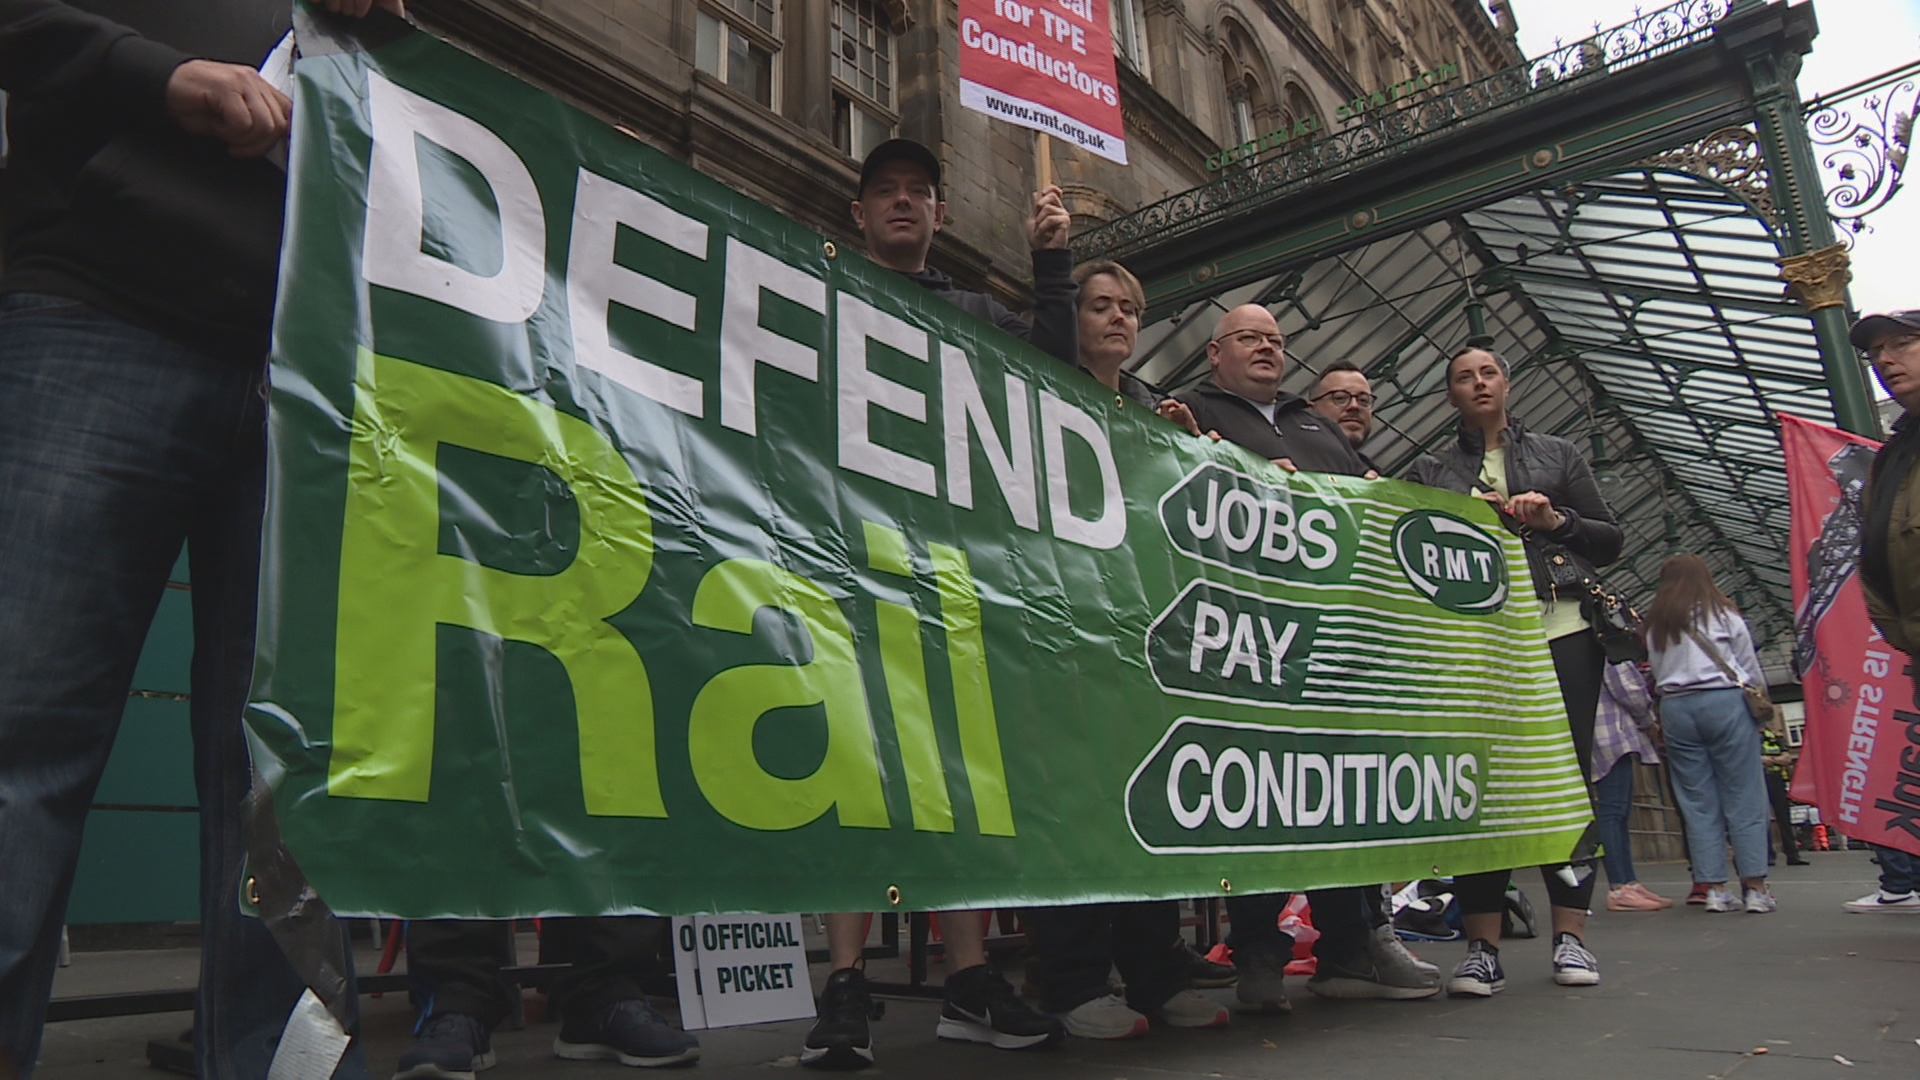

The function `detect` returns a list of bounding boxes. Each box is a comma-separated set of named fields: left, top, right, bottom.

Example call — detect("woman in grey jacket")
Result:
left=1403, top=346, right=1623, bottom=997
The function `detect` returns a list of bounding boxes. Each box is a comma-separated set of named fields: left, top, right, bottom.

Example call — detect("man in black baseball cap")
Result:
left=845, top=137, right=1078, bottom=365
left=801, top=139, right=1077, bottom=1070
left=1848, top=309, right=1920, bottom=354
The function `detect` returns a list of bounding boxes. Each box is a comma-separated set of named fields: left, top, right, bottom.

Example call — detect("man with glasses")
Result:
left=1171, top=306, right=1439, bottom=1010
left=1309, top=360, right=1379, bottom=472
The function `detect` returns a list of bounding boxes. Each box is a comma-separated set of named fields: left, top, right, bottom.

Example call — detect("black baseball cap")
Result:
left=858, top=138, right=942, bottom=197
left=1849, top=310, right=1920, bottom=350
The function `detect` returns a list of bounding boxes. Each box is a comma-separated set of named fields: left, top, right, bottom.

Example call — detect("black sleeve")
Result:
left=1173, top=389, right=1220, bottom=436
left=0, top=0, right=187, bottom=118
left=1402, top=455, right=1451, bottom=491
left=1543, top=440, right=1625, bottom=567
left=1022, top=246, right=1079, bottom=365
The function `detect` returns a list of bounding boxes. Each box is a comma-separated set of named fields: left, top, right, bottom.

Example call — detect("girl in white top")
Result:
left=1644, top=554, right=1776, bottom=913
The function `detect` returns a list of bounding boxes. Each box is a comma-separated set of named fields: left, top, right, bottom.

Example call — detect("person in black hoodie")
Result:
left=798, top=138, right=1072, bottom=1072
left=1172, top=305, right=1439, bottom=1012
left=1403, top=345, right=1624, bottom=997
left=0, top=2, right=397, bottom=1077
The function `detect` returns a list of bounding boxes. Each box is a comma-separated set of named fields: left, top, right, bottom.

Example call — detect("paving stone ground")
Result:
left=38, top=849, right=1920, bottom=1079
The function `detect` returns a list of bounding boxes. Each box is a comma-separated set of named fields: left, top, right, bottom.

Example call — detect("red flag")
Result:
left=956, top=0, right=1128, bottom=163
left=1781, top=412, right=1920, bottom=855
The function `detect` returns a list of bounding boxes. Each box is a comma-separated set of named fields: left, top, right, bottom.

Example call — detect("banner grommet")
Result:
left=886, top=885, right=902, bottom=907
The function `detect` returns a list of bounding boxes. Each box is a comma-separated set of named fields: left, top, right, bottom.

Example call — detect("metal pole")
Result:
left=1739, top=30, right=1883, bottom=437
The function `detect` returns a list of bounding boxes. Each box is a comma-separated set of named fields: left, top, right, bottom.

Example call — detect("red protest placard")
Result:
left=1781, top=412, right=1920, bottom=855
left=957, top=0, right=1128, bottom=164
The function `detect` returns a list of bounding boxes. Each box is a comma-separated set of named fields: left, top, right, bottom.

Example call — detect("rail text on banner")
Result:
left=247, top=23, right=1590, bottom=919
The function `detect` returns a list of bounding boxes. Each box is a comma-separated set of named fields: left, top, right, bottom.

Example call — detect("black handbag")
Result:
left=1433, top=458, right=1646, bottom=661
left=1522, top=528, right=1648, bottom=664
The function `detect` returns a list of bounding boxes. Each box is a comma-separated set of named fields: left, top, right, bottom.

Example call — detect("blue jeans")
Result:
left=0, top=296, right=364, bottom=1079
left=1877, top=846, right=1920, bottom=895
left=1593, top=758, right=1639, bottom=886
left=1659, top=688, right=1769, bottom=884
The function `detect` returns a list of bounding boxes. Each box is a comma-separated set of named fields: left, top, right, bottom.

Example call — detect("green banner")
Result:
left=252, top=23, right=1591, bottom=918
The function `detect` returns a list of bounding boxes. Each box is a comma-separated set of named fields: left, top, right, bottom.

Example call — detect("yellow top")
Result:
left=1477, top=447, right=1589, bottom=641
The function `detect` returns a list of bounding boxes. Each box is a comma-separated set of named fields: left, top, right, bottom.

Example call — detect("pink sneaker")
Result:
left=1627, top=882, right=1674, bottom=909
left=1606, top=885, right=1665, bottom=911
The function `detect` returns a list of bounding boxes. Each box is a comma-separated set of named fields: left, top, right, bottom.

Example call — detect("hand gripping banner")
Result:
left=250, top=22, right=1590, bottom=918
left=1781, top=413, right=1920, bottom=856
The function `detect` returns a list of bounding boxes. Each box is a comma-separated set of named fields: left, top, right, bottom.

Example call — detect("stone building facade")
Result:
left=411, top=0, right=1521, bottom=305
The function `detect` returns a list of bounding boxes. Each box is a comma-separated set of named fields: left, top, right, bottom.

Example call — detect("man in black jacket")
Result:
left=1175, top=305, right=1367, bottom=475
left=0, top=2, right=391, bottom=1077
left=1173, top=305, right=1438, bottom=1010
left=798, top=138, right=1071, bottom=1071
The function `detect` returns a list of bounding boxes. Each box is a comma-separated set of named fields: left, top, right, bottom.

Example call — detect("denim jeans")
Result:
left=1592, top=758, right=1639, bottom=886
left=1659, top=688, right=1769, bottom=884
left=1877, top=846, right=1920, bottom=895
left=0, top=295, right=364, bottom=1079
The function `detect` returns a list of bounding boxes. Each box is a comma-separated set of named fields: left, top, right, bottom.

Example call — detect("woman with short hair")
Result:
left=1644, top=554, right=1775, bottom=913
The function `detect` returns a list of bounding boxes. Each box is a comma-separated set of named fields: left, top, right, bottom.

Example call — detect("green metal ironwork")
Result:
left=1076, top=0, right=1734, bottom=266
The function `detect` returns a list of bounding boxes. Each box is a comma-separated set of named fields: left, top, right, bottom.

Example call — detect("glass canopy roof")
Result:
left=1124, top=165, right=1828, bottom=658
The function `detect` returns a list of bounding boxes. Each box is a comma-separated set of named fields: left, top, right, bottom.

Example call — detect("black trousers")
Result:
left=1456, top=631, right=1604, bottom=916
left=1226, top=886, right=1381, bottom=965
left=1766, top=770, right=1801, bottom=863
left=407, top=917, right=668, bottom=1028
left=1023, top=901, right=1188, bottom=1013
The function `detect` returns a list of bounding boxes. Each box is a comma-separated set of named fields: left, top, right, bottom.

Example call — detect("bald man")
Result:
left=1171, top=304, right=1437, bottom=1010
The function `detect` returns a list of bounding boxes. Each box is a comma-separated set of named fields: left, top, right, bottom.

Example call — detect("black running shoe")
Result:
left=394, top=1013, right=495, bottom=1080
left=553, top=999, right=699, bottom=1068
left=1179, top=941, right=1239, bottom=988
left=802, top=968, right=882, bottom=1070
left=935, top=964, right=1063, bottom=1050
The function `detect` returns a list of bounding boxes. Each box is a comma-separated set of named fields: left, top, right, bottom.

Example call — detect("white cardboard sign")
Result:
left=671, top=914, right=816, bottom=1029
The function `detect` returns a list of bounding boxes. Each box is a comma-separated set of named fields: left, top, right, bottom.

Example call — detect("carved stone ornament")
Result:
left=1636, top=126, right=1774, bottom=224
left=878, top=0, right=910, bottom=33
left=1775, top=243, right=1852, bottom=312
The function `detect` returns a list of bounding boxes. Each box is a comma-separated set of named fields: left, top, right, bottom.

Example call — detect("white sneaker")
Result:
left=1843, top=888, right=1920, bottom=913
left=1703, top=885, right=1743, bottom=912
left=1744, top=887, right=1777, bottom=914
left=1155, top=989, right=1230, bottom=1029
left=1058, top=995, right=1147, bottom=1040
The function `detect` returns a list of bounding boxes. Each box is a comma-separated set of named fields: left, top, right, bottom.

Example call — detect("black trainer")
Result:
left=802, top=968, right=882, bottom=1070
left=552, top=999, right=700, bottom=1068
left=935, top=964, right=1064, bottom=1050
left=393, top=1013, right=495, bottom=1080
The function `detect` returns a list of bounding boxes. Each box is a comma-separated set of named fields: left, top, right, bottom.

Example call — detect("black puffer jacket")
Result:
left=1403, top=416, right=1624, bottom=602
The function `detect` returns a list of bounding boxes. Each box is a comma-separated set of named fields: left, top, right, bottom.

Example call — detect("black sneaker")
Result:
left=802, top=968, right=882, bottom=1070
left=935, top=964, right=1064, bottom=1050
left=1445, top=939, right=1505, bottom=998
left=553, top=999, right=700, bottom=1068
left=1179, top=941, right=1238, bottom=988
left=394, top=1013, right=495, bottom=1080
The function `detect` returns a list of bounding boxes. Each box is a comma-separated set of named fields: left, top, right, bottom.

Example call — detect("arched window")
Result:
left=1220, top=20, right=1270, bottom=148
left=1282, top=83, right=1318, bottom=139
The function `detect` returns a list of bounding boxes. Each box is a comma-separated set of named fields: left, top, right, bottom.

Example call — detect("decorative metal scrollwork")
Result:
left=1636, top=126, right=1774, bottom=224
left=1525, top=0, right=1730, bottom=86
left=1074, top=0, right=1736, bottom=263
left=1804, top=62, right=1918, bottom=235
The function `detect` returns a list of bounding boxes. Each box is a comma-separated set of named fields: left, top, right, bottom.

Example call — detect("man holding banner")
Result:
left=1843, top=310, right=1920, bottom=912
left=800, top=137, right=1075, bottom=1071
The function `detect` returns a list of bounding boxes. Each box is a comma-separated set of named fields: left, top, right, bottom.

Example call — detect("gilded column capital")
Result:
left=1776, top=242, right=1852, bottom=312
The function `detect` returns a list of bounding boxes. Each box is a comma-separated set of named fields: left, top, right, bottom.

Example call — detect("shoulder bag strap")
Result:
left=1682, top=625, right=1747, bottom=686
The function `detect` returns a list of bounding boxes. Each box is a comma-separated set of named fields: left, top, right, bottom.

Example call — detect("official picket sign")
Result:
left=956, top=0, right=1128, bottom=161
left=672, top=915, right=816, bottom=1030
left=247, top=22, right=1591, bottom=920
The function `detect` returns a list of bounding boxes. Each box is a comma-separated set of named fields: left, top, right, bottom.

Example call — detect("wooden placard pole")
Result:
left=1035, top=130, right=1054, bottom=190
